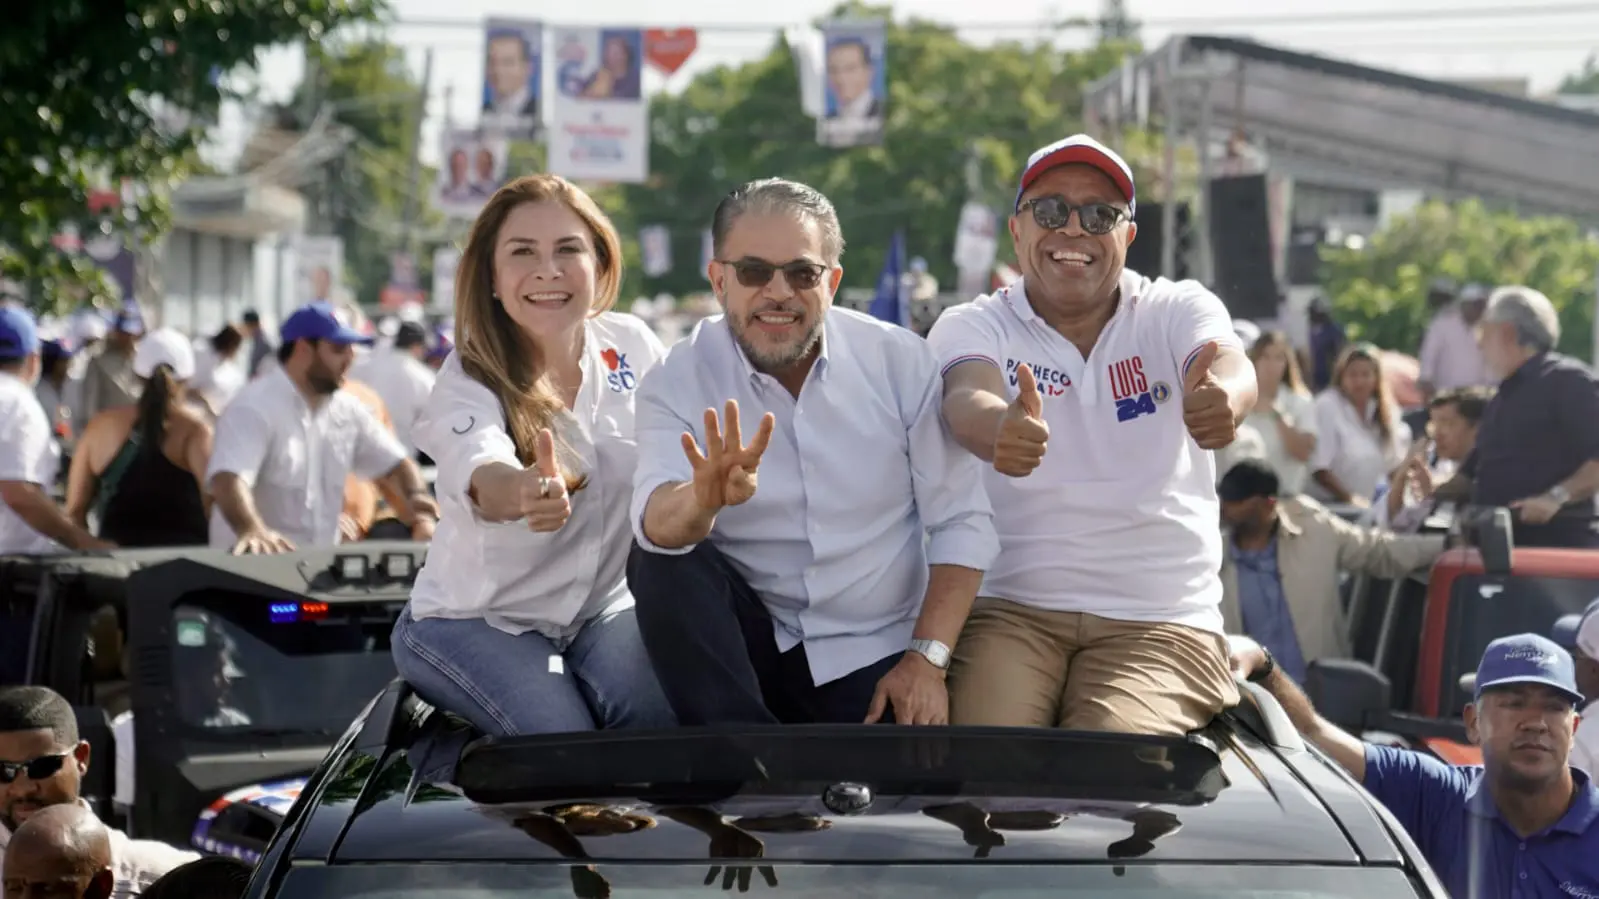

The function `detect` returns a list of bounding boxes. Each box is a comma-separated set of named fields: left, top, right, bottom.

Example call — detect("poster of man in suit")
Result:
left=483, top=19, right=543, bottom=136
left=819, top=21, right=886, bottom=148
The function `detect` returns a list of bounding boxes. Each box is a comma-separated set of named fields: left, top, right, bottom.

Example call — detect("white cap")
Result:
left=1577, top=607, right=1599, bottom=661
left=133, top=327, right=196, bottom=380
left=71, top=310, right=108, bottom=343
left=1233, top=319, right=1262, bottom=348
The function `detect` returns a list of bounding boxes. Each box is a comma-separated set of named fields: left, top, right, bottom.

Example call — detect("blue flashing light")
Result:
left=269, top=603, right=299, bottom=624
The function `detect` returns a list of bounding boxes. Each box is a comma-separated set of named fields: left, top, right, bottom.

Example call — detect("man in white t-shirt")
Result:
left=1554, top=601, right=1599, bottom=775
left=0, top=306, right=111, bottom=556
left=927, top=135, right=1259, bottom=735
left=350, top=321, right=436, bottom=457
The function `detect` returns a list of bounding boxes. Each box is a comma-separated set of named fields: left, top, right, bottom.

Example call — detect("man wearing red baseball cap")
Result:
left=926, top=134, right=1258, bottom=735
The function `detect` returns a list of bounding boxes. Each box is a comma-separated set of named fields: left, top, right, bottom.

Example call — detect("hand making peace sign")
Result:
left=682, top=400, right=777, bottom=513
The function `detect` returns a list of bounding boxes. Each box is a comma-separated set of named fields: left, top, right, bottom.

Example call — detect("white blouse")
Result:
left=408, top=312, right=667, bottom=639
left=1241, top=389, right=1318, bottom=496
left=1308, top=389, right=1411, bottom=504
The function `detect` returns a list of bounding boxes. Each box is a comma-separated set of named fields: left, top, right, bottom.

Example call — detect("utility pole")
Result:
left=399, top=48, right=436, bottom=260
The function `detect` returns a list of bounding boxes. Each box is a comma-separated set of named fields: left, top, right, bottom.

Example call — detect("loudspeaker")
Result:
left=1208, top=175, right=1278, bottom=320
left=1124, top=201, right=1190, bottom=280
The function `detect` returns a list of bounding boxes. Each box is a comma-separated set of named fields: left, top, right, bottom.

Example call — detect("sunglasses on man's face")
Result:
left=0, top=751, right=70, bottom=784
left=721, top=259, right=829, bottom=291
left=1016, top=196, right=1130, bottom=235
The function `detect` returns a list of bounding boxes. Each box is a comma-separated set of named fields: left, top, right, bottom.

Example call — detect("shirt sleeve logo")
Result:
left=1110, top=356, right=1168, bottom=422
left=451, top=415, right=476, bottom=435
left=1005, top=358, right=1070, bottom=396
left=602, top=347, right=637, bottom=393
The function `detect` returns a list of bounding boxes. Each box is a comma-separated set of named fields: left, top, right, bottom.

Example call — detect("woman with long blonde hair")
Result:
left=391, top=173, right=676, bottom=736
left=1243, top=331, right=1318, bottom=495
left=1309, top=343, right=1411, bottom=507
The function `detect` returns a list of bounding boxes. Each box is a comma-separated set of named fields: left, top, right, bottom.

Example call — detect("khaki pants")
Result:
left=948, top=598, right=1239, bottom=736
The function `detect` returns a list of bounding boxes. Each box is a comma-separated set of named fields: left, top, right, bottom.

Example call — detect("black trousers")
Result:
left=628, top=541, right=898, bottom=726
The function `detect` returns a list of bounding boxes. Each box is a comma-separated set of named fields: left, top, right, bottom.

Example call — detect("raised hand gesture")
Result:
left=1182, top=341, right=1236, bottom=449
left=682, top=400, right=776, bottom=514
left=522, top=428, right=573, bottom=532
left=992, top=363, right=1049, bottom=478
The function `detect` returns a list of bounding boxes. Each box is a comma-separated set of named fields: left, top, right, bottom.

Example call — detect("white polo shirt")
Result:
left=927, top=271, right=1242, bottom=633
left=410, top=312, right=666, bottom=640
left=0, top=372, right=61, bottom=555
left=207, top=367, right=409, bottom=548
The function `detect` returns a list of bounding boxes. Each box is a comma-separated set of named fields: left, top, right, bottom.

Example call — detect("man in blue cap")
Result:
left=0, top=305, right=111, bottom=557
left=1231, top=632, right=1599, bottom=894
left=206, top=302, right=438, bottom=554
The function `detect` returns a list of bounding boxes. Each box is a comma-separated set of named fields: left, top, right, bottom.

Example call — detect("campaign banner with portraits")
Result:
left=434, top=129, right=509, bottom=220
left=549, top=27, right=649, bottom=183
left=295, top=235, right=344, bottom=304
left=818, top=20, right=886, bottom=148
left=482, top=19, right=544, bottom=137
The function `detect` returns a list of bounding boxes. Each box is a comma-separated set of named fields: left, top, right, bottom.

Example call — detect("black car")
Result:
left=243, top=679, right=1449, bottom=898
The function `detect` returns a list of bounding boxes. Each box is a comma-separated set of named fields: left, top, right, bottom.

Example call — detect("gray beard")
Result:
left=728, top=307, right=822, bottom=374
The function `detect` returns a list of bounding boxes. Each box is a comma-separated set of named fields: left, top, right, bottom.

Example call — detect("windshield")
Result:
left=170, top=591, right=402, bottom=735
left=277, top=863, right=1425, bottom=897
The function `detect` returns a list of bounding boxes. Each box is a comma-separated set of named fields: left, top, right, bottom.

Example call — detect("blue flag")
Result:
left=868, top=231, right=909, bottom=327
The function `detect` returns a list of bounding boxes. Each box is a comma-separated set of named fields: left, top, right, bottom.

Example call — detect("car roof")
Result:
left=279, top=682, right=1417, bottom=868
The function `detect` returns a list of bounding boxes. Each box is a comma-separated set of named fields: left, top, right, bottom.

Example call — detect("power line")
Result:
left=389, top=3, right=1599, bottom=34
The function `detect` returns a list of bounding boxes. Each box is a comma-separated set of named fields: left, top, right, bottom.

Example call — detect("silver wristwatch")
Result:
left=1549, top=484, right=1573, bottom=505
left=909, top=638, right=952, bottom=670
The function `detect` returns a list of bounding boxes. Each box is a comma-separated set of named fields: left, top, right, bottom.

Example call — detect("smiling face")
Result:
left=492, top=201, right=600, bottom=344
left=708, top=212, right=842, bottom=374
left=1009, top=163, right=1135, bottom=314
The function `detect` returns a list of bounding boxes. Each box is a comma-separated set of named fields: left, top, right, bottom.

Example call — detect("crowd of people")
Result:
left=4, top=130, right=1599, bottom=895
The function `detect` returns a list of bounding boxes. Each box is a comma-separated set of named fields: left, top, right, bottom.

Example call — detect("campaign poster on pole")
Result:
left=295, top=236, right=344, bottom=304
left=482, top=19, right=544, bottom=137
left=817, top=21, right=886, bottom=148
left=434, top=128, right=509, bottom=221
left=432, top=247, right=461, bottom=314
left=549, top=27, right=649, bottom=183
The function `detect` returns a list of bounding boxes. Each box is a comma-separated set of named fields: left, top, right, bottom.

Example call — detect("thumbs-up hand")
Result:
left=521, top=428, right=573, bottom=532
left=992, top=363, right=1050, bottom=478
left=1182, top=341, right=1236, bottom=450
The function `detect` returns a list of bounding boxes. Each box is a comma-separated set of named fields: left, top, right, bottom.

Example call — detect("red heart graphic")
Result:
left=601, top=347, right=621, bottom=371
left=644, top=29, right=698, bottom=76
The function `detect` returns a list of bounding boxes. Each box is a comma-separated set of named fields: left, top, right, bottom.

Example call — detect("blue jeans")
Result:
left=391, top=603, right=677, bottom=737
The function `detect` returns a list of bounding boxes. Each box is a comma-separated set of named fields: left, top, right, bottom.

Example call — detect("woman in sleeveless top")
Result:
left=65, top=328, right=212, bottom=547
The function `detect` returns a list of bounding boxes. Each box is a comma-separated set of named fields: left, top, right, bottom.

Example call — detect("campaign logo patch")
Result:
left=602, top=347, right=638, bottom=393
left=1005, top=358, right=1070, bottom=396
left=1109, top=356, right=1167, bottom=422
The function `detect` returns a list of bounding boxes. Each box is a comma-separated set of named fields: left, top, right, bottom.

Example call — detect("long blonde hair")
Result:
left=1248, top=330, right=1309, bottom=397
left=454, top=174, right=624, bottom=490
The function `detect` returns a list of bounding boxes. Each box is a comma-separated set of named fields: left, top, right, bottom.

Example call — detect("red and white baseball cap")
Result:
left=1015, top=134, right=1136, bottom=215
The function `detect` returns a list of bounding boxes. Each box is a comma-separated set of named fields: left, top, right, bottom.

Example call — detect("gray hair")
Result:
left=710, top=178, right=846, bottom=264
left=1483, top=285, right=1560, bottom=352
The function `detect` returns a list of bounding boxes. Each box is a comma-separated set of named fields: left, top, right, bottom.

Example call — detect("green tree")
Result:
left=1560, top=54, right=1599, bottom=94
left=0, top=0, right=384, bottom=312
left=285, top=38, right=437, bottom=305
left=1321, top=199, right=1599, bottom=360
left=608, top=6, right=1138, bottom=299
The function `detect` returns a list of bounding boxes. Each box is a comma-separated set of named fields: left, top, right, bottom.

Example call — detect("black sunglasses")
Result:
left=0, top=751, right=70, bottom=784
left=720, top=259, right=828, bottom=291
left=1017, top=196, right=1130, bottom=235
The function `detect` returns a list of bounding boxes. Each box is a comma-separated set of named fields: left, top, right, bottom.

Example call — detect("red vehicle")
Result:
left=1307, top=509, right=1599, bottom=765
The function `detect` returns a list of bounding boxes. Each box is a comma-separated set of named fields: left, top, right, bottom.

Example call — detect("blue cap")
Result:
left=113, top=303, right=145, bottom=336
left=0, top=306, right=40, bottom=360
left=1015, top=134, right=1137, bottom=214
left=280, top=302, right=373, bottom=347
left=1475, top=633, right=1584, bottom=706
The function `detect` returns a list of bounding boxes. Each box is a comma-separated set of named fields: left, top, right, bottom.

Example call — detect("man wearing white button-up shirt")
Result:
left=929, top=135, right=1257, bottom=736
left=629, top=178, right=998, bottom=727
left=207, top=302, right=438, bottom=554
left=350, top=321, right=436, bottom=458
